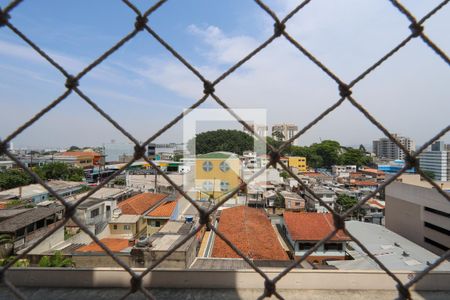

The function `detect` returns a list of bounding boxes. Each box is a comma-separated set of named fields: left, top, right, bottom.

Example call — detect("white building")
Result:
left=332, top=165, right=357, bottom=177
left=272, top=123, right=298, bottom=144
left=419, top=141, right=449, bottom=181
left=242, top=123, right=268, bottom=138
left=372, top=134, right=415, bottom=160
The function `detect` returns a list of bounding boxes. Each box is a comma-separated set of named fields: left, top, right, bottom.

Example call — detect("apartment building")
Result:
left=372, top=134, right=415, bottom=160
left=272, top=123, right=298, bottom=144
left=385, top=175, right=450, bottom=255
left=282, top=212, right=350, bottom=264
left=242, top=123, right=268, bottom=138
left=288, top=156, right=307, bottom=173
left=195, top=152, right=242, bottom=201
left=419, top=141, right=449, bottom=181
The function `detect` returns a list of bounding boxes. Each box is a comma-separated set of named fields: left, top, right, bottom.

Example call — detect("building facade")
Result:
left=419, top=141, right=449, bottom=181
left=372, top=134, right=415, bottom=160
left=242, top=123, right=268, bottom=138
left=272, top=123, right=298, bottom=144
left=385, top=178, right=450, bottom=255
left=288, top=156, right=307, bottom=173
left=195, top=152, right=242, bottom=201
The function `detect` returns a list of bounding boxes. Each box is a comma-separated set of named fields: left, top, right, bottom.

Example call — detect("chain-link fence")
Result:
left=0, top=0, right=449, bottom=299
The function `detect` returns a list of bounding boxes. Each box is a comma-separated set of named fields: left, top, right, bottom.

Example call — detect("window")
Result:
left=26, top=223, right=35, bottom=234
left=113, top=225, right=117, bottom=230
left=155, top=221, right=161, bottom=227
left=219, top=161, right=230, bottom=172
left=202, top=180, right=214, bottom=191
left=36, top=219, right=45, bottom=229
left=424, top=237, right=449, bottom=251
left=124, top=225, right=131, bottom=230
left=220, top=181, right=229, bottom=192
left=424, top=207, right=450, bottom=218
left=324, top=243, right=343, bottom=251
left=16, top=227, right=26, bottom=238
left=90, top=208, right=100, bottom=218
left=424, top=222, right=450, bottom=236
left=298, top=243, right=315, bottom=250
left=202, top=161, right=213, bottom=172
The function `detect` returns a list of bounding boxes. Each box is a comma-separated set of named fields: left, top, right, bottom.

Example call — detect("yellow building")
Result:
left=195, top=152, right=242, bottom=201
left=288, top=156, right=307, bottom=173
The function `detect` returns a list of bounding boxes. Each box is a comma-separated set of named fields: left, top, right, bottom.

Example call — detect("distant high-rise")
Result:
left=272, top=123, right=298, bottom=144
left=419, top=141, right=449, bottom=181
left=242, top=123, right=268, bottom=139
left=372, top=134, right=415, bottom=160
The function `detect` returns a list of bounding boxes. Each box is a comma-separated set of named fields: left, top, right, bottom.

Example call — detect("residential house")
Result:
left=361, top=199, right=385, bottom=225
left=206, top=206, right=289, bottom=260
left=0, top=203, right=64, bottom=254
left=282, top=191, right=305, bottom=211
left=108, top=193, right=168, bottom=238
left=282, top=212, right=350, bottom=264
left=304, top=187, right=337, bottom=213
left=332, top=165, right=357, bottom=177
left=145, top=200, right=178, bottom=235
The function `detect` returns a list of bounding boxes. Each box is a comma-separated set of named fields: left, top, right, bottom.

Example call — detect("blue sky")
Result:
left=0, top=0, right=449, bottom=149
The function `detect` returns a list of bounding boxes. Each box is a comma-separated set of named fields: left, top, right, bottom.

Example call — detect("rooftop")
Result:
left=68, top=187, right=132, bottom=202
left=109, top=214, right=141, bottom=224
left=75, top=238, right=130, bottom=253
left=146, top=201, right=177, bottom=218
left=197, top=152, right=239, bottom=159
left=0, top=205, right=64, bottom=232
left=329, top=221, right=450, bottom=272
left=0, top=181, right=84, bottom=200
left=58, top=151, right=101, bottom=157
left=283, top=212, right=350, bottom=242
left=118, top=193, right=167, bottom=215
left=212, top=206, right=289, bottom=260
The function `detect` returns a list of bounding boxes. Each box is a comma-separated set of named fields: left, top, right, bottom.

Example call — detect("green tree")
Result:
left=279, top=171, right=290, bottom=179
left=339, top=148, right=372, bottom=167
left=0, top=169, right=33, bottom=190
left=113, top=177, right=126, bottom=186
left=310, top=140, right=341, bottom=168
left=0, top=234, right=13, bottom=259
left=275, top=192, right=285, bottom=208
left=336, top=194, right=358, bottom=212
left=68, top=146, right=80, bottom=151
left=38, top=251, right=74, bottom=267
left=187, top=129, right=254, bottom=155
left=34, top=162, right=84, bottom=182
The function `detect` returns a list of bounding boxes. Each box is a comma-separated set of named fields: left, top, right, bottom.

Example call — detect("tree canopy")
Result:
left=0, top=162, right=85, bottom=191
left=190, top=129, right=373, bottom=168
left=0, top=169, right=33, bottom=190
left=34, top=162, right=84, bottom=182
left=188, top=129, right=255, bottom=155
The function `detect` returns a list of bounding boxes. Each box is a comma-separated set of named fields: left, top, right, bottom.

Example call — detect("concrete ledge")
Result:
left=5, top=268, right=450, bottom=291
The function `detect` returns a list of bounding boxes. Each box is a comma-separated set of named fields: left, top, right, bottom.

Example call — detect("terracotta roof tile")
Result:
left=147, top=201, right=176, bottom=218
left=353, top=180, right=378, bottom=186
left=284, top=212, right=350, bottom=242
left=75, top=238, right=129, bottom=253
left=59, top=151, right=100, bottom=157
left=212, top=206, right=289, bottom=260
left=119, top=193, right=167, bottom=215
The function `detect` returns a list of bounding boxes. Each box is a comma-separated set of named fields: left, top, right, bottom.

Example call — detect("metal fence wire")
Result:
left=0, top=0, right=449, bottom=299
